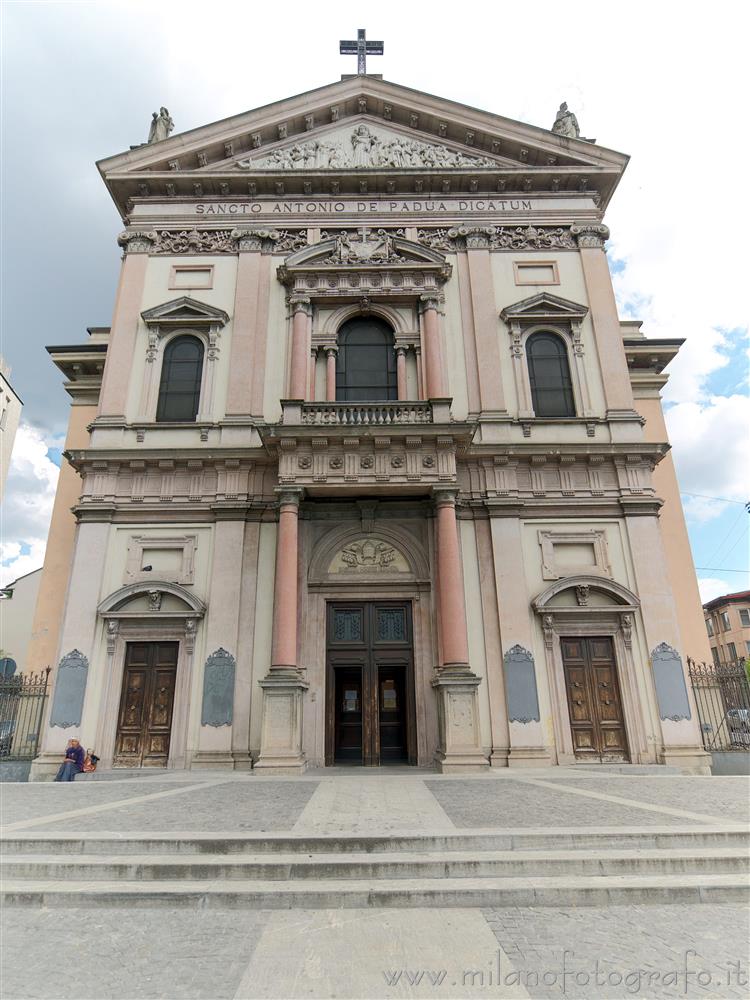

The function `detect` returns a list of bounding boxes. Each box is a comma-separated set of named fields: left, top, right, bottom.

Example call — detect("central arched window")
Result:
left=156, top=335, right=204, bottom=422
left=336, top=317, right=397, bottom=401
left=526, top=332, right=575, bottom=417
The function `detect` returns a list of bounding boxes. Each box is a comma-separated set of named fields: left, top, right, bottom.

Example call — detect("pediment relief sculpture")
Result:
left=238, top=124, right=498, bottom=171
left=280, top=230, right=449, bottom=275
left=328, top=538, right=411, bottom=575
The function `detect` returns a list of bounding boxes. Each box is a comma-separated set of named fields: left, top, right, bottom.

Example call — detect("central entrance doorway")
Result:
left=326, top=601, right=415, bottom=766
left=113, top=642, right=178, bottom=767
left=560, top=636, right=629, bottom=762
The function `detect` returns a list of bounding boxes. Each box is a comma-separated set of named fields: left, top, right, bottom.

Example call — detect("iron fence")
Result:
left=0, top=668, right=50, bottom=761
left=688, top=658, right=750, bottom=752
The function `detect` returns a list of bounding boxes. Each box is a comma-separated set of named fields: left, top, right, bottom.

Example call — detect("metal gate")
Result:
left=688, top=659, right=750, bottom=751
left=0, top=668, right=50, bottom=761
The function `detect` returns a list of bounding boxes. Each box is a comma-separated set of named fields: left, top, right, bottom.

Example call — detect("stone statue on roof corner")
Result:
left=147, top=107, right=174, bottom=144
left=552, top=102, right=580, bottom=139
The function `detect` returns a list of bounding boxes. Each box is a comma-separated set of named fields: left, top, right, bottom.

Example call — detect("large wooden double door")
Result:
left=114, top=642, right=178, bottom=767
left=561, top=636, right=629, bottom=761
left=326, top=601, right=415, bottom=766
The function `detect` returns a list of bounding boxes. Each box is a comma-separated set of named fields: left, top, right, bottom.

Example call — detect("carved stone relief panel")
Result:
left=328, top=538, right=411, bottom=576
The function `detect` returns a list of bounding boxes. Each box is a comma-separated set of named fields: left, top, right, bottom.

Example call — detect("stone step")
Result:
left=2, top=847, right=747, bottom=882
left=2, top=826, right=747, bottom=856
left=3, top=873, right=748, bottom=908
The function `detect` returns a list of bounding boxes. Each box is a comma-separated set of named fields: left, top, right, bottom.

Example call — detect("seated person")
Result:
left=53, top=738, right=85, bottom=781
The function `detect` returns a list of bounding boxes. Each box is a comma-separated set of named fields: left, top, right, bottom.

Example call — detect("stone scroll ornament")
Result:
left=200, top=648, right=236, bottom=727
left=651, top=643, right=692, bottom=722
left=49, top=650, right=89, bottom=728
left=503, top=645, right=541, bottom=724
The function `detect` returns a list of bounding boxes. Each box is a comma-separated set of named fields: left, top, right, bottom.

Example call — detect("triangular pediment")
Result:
left=500, top=293, right=589, bottom=323
left=141, top=297, right=229, bottom=327
left=98, top=77, right=628, bottom=214
left=282, top=232, right=448, bottom=269
left=208, top=120, right=521, bottom=173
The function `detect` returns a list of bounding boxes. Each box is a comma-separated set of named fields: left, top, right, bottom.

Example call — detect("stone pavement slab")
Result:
left=425, top=780, right=717, bottom=829
left=483, top=903, right=750, bottom=999
left=13, top=780, right=319, bottom=833
left=547, top=775, right=750, bottom=824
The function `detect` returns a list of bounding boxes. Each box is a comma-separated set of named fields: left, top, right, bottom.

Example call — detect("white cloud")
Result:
left=0, top=423, right=62, bottom=587
left=698, top=577, right=740, bottom=605
left=665, top=394, right=750, bottom=523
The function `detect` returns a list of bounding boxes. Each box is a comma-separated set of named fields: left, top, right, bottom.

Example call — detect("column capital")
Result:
left=395, top=345, right=407, bottom=358
left=290, top=296, right=312, bottom=316
left=432, top=485, right=460, bottom=508
left=274, top=486, right=304, bottom=508
left=571, top=223, right=610, bottom=248
left=230, top=227, right=281, bottom=253
left=419, top=293, right=441, bottom=313
left=117, top=230, right=157, bottom=254
left=325, top=345, right=338, bottom=358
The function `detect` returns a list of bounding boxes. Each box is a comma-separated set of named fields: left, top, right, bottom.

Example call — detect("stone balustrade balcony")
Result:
left=281, top=399, right=452, bottom=427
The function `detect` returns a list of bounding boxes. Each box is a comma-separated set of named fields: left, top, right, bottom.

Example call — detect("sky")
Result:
left=1, top=0, right=748, bottom=612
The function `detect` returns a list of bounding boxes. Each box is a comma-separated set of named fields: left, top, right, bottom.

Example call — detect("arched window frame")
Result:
left=334, top=315, right=399, bottom=402
left=524, top=328, right=577, bottom=419
left=155, top=332, right=206, bottom=423
left=501, top=293, right=595, bottom=425
left=137, top=297, right=229, bottom=423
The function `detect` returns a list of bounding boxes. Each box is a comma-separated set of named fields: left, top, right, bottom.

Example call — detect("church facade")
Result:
left=30, top=76, right=712, bottom=778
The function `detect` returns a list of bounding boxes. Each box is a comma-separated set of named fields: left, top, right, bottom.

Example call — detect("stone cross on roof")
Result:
left=339, top=28, right=384, bottom=75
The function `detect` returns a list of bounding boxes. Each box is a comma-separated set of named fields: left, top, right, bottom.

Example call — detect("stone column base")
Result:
left=254, top=671, right=309, bottom=775
left=28, top=754, right=65, bottom=782
left=658, top=745, right=712, bottom=775
left=506, top=747, right=552, bottom=768
left=189, top=751, right=237, bottom=770
left=432, top=668, right=489, bottom=772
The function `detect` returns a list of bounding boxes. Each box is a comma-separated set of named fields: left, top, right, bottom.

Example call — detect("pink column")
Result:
left=434, top=489, right=470, bottom=668
left=420, top=296, right=445, bottom=398
left=396, top=347, right=407, bottom=400
left=325, top=348, right=337, bottom=402
left=270, top=489, right=303, bottom=671
left=308, top=349, right=318, bottom=401
left=288, top=299, right=311, bottom=400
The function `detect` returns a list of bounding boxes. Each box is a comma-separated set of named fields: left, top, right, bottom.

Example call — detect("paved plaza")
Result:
left=1, top=768, right=748, bottom=999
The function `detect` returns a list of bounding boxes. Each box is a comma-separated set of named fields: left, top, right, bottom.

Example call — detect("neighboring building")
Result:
left=704, top=591, right=750, bottom=666
left=0, top=568, right=43, bottom=674
left=0, top=357, right=23, bottom=501
left=31, top=74, right=711, bottom=779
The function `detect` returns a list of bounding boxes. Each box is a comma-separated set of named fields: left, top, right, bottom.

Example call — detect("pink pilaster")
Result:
left=434, top=489, right=470, bottom=668
left=420, top=296, right=445, bottom=398
left=325, top=348, right=337, bottom=402
left=288, top=299, right=311, bottom=400
left=270, top=489, right=303, bottom=670
left=308, top=349, right=318, bottom=401
left=98, top=251, right=149, bottom=418
left=396, top=347, right=407, bottom=400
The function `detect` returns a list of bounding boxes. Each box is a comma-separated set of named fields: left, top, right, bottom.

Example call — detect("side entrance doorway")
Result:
left=326, top=601, right=416, bottom=766
left=561, top=636, right=629, bottom=761
left=113, top=642, right=178, bottom=767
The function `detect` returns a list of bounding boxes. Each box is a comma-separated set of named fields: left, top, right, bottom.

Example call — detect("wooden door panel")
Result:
left=562, top=636, right=628, bottom=762
left=114, top=643, right=177, bottom=768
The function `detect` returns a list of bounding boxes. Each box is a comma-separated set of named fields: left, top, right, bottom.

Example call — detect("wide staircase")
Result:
left=2, top=826, right=749, bottom=908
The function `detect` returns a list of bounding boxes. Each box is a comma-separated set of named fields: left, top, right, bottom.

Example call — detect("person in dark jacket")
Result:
left=54, top=739, right=85, bottom=781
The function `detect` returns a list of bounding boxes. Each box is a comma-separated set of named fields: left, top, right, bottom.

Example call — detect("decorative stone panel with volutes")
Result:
left=276, top=435, right=458, bottom=488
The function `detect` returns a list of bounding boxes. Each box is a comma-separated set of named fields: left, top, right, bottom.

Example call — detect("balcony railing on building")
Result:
left=280, top=399, right=451, bottom=427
